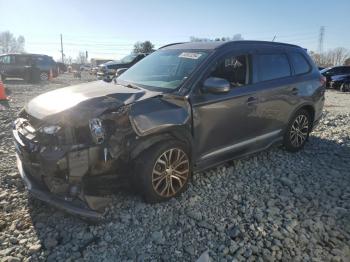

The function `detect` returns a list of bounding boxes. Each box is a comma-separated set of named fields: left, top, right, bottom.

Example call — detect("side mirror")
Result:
left=113, top=68, right=128, bottom=83
left=116, top=68, right=128, bottom=77
left=202, top=77, right=230, bottom=94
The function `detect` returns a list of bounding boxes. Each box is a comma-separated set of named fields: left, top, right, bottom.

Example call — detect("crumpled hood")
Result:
left=25, top=81, right=159, bottom=123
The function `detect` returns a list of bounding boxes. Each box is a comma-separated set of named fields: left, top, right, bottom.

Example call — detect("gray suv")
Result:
left=13, top=41, right=325, bottom=219
left=0, top=53, right=57, bottom=82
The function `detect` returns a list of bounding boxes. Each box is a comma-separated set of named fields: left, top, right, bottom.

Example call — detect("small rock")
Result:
left=7, top=172, right=18, bottom=179
left=184, top=245, right=196, bottom=256
left=0, top=192, right=7, bottom=200
left=0, top=248, right=14, bottom=257
left=227, top=226, right=241, bottom=240
left=44, top=237, right=58, bottom=249
left=28, top=244, right=42, bottom=254
left=196, top=250, right=209, bottom=262
left=151, top=231, right=165, bottom=245
left=186, top=209, right=202, bottom=221
left=197, top=221, right=215, bottom=231
left=279, top=177, right=293, bottom=188
left=1, top=256, right=21, bottom=262
left=243, top=248, right=253, bottom=258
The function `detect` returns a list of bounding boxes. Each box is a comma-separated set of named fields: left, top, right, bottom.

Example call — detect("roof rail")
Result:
left=158, top=42, right=187, bottom=49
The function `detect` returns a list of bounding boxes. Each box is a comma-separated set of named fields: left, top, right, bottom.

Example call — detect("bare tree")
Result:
left=133, top=41, right=155, bottom=53
left=309, top=47, right=350, bottom=67
left=0, top=31, right=25, bottom=54
left=344, top=57, right=350, bottom=66
left=75, top=51, right=87, bottom=64
left=190, top=34, right=244, bottom=42
left=232, top=34, right=244, bottom=41
left=190, top=36, right=212, bottom=42
left=331, top=47, right=349, bottom=66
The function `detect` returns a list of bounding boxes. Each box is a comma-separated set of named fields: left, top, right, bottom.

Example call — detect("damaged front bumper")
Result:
left=12, top=118, right=116, bottom=221
left=16, top=154, right=104, bottom=220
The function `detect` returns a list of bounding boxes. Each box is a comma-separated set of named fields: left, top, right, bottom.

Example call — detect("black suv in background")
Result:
left=320, top=66, right=350, bottom=88
left=14, top=41, right=325, bottom=219
left=0, top=53, right=58, bottom=82
left=97, top=53, right=148, bottom=81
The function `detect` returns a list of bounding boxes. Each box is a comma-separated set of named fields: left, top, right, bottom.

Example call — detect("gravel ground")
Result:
left=0, top=75, right=349, bottom=262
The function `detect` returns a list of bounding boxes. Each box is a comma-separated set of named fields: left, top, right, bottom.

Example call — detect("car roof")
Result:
left=160, top=40, right=302, bottom=50
left=0, top=53, right=52, bottom=58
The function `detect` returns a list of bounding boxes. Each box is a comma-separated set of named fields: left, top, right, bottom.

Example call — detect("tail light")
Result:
left=320, top=75, right=326, bottom=86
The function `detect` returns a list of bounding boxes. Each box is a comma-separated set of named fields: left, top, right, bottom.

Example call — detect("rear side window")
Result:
left=289, top=52, right=311, bottom=75
left=257, top=54, right=291, bottom=81
left=15, top=56, right=30, bottom=65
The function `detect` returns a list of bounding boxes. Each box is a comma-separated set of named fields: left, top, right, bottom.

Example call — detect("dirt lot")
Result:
left=0, top=74, right=349, bottom=261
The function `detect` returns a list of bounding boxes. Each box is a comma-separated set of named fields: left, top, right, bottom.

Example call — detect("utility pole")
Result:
left=60, top=34, right=64, bottom=63
left=318, top=26, right=325, bottom=54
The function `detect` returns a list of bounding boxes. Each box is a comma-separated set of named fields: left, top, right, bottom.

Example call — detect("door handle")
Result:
left=291, top=87, right=298, bottom=95
left=247, top=96, right=258, bottom=105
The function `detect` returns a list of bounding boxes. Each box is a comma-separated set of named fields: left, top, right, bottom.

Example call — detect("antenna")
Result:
left=318, top=26, right=325, bottom=54
left=272, top=35, right=276, bottom=42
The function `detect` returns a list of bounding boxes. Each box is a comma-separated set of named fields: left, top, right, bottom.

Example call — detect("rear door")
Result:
left=252, top=51, right=296, bottom=134
left=13, top=55, right=30, bottom=77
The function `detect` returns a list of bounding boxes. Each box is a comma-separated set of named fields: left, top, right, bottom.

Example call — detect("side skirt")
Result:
left=193, top=137, right=283, bottom=173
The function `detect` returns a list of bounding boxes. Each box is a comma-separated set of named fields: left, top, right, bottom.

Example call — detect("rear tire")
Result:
left=283, top=109, right=311, bottom=152
left=340, top=83, right=350, bottom=92
left=40, top=71, right=49, bottom=81
left=134, top=140, right=191, bottom=203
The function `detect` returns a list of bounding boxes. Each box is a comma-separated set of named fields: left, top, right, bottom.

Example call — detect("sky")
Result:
left=0, top=0, right=349, bottom=61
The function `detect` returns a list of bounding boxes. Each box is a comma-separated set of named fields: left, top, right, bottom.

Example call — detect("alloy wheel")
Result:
left=40, top=72, right=49, bottom=81
left=289, top=115, right=309, bottom=147
left=152, top=148, right=190, bottom=197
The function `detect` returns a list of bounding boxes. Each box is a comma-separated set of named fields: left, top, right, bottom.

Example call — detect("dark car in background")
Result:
left=329, top=74, right=350, bottom=92
left=0, top=53, right=58, bottom=82
left=13, top=41, right=325, bottom=219
left=56, top=62, right=67, bottom=73
left=97, top=53, right=148, bottom=82
left=320, top=66, right=350, bottom=88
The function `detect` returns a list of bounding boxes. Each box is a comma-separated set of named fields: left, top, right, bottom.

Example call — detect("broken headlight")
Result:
left=89, top=118, right=105, bottom=144
left=39, top=125, right=61, bottom=135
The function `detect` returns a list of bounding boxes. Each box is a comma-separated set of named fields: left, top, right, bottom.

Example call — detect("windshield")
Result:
left=120, top=54, right=138, bottom=64
left=118, top=49, right=208, bottom=91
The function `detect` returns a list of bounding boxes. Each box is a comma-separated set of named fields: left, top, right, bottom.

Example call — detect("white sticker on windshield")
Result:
left=179, top=52, right=202, bottom=59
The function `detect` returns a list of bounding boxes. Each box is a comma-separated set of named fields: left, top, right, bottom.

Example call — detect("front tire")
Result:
left=283, top=109, right=311, bottom=152
left=134, top=140, right=191, bottom=203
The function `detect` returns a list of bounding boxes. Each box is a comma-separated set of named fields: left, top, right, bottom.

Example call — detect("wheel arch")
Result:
left=130, top=126, right=194, bottom=160
left=289, top=103, right=315, bottom=128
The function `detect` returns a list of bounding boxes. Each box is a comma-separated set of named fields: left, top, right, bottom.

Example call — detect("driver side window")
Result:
left=209, top=54, right=250, bottom=87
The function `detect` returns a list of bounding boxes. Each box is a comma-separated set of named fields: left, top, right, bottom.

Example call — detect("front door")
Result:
left=190, top=52, right=266, bottom=163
